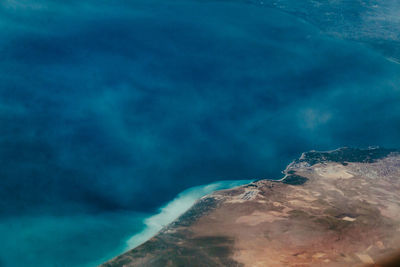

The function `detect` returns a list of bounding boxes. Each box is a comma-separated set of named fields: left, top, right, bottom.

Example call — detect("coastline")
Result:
left=99, top=179, right=252, bottom=265
left=101, top=147, right=400, bottom=266
left=102, top=147, right=400, bottom=267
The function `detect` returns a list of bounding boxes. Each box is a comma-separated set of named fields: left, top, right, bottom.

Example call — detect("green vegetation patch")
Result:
left=282, top=175, right=308, bottom=185
left=298, top=147, right=398, bottom=166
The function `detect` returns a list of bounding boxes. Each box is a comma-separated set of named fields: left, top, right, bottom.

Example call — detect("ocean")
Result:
left=0, top=0, right=399, bottom=266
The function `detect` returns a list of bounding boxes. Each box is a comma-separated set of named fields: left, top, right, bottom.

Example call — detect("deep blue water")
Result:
left=0, top=0, right=400, bottom=266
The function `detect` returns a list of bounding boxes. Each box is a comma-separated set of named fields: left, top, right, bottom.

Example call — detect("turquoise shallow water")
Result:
left=0, top=211, right=147, bottom=267
left=0, top=180, right=251, bottom=267
left=1, top=0, right=400, bottom=266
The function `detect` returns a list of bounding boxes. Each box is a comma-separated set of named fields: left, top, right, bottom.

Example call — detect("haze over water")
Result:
left=1, top=0, right=400, bottom=266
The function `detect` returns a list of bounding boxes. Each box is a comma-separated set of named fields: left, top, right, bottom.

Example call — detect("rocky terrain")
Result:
left=102, top=147, right=400, bottom=266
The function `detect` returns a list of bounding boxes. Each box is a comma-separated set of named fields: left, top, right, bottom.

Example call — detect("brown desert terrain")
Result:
left=102, top=147, right=400, bottom=266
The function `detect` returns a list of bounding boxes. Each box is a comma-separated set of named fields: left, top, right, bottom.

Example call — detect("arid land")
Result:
left=102, top=147, right=400, bottom=266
